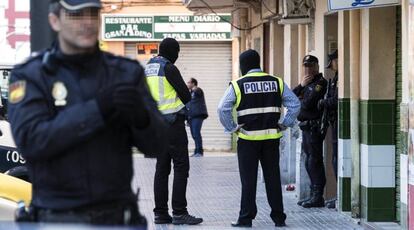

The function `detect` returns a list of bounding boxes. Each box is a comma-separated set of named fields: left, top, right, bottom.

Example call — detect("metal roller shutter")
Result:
left=176, top=42, right=232, bottom=152
left=125, top=42, right=233, bottom=152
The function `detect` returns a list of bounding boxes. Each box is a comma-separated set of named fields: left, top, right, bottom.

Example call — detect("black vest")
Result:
left=231, top=72, right=283, bottom=138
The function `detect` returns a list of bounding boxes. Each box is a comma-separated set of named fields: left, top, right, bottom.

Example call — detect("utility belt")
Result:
left=298, top=120, right=321, bottom=132
left=16, top=200, right=147, bottom=227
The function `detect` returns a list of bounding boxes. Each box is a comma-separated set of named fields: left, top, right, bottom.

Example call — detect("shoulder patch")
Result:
left=9, top=81, right=26, bottom=104
left=315, top=84, right=322, bottom=92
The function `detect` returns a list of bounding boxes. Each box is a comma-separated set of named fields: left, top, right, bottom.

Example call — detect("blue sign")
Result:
left=328, top=0, right=400, bottom=11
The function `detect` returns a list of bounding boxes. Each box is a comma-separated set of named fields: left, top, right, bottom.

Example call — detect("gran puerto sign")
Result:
left=328, top=0, right=400, bottom=11
left=102, top=14, right=232, bottom=41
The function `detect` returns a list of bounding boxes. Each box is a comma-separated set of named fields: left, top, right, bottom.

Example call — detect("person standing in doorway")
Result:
left=186, top=78, right=208, bottom=157
left=318, top=50, right=339, bottom=209
left=293, top=55, right=328, bottom=208
left=146, top=38, right=203, bottom=225
left=218, top=49, right=300, bottom=227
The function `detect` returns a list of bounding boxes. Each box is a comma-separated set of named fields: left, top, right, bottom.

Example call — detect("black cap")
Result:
left=326, top=49, right=338, bottom=68
left=55, top=0, right=102, bottom=11
left=302, top=55, right=319, bottom=65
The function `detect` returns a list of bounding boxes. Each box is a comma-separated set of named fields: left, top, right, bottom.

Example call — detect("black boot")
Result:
left=302, top=185, right=324, bottom=208
left=297, top=186, right=313, bottom=206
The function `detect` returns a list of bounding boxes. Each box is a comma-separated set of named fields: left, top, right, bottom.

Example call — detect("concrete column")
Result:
left=280, top=24, right=298, bottom=186
left=337, top=10, right=352, bottom=212
left=269, top=20, right=284, bottom=77
left=298, top=25, right=306, bottom=83
left=349, top=9, right=361, bottom=218
left=239, top=8, right=248, bottom=52
left=359, top=7, right=396, bottom=222
left=294, top=24, right=311, bottom=201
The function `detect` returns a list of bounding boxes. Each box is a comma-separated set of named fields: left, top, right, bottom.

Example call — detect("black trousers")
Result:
left=154, top=116, right=189, bottom=216
left=302, top=130, right=326, bottom=188
left=331, top=121, right=338, bottom=180
left=237, top=138, right=286, bottom=223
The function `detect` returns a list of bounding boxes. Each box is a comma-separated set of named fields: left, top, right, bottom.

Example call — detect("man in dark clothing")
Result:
left=146, top=38, right=203, bottom=225
left=318, top=50, right=338, bottom=208
left=186, top=78, right=208, bottom=157
left=8, top=0, right=167, bottom=226
left=293, top=55, right=328, bottom=208
left=218, top=50, right=300, bottom=227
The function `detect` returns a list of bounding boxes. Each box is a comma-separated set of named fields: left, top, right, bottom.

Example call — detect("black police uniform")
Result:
left=319, top=72, right=338, bottom=179
left=293, top=72, right=327, bottom=207
left=8, top=43, right=167, bottom=226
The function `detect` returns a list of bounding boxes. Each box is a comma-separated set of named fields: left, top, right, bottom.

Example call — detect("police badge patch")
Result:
left=52, top=81, right=68, bottom=106
left=315, top=84, right=322, bottom=92
left=9, top=81, right=26, bottom=104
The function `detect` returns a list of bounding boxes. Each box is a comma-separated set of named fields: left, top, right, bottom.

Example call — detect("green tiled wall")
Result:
left=361, top=186, right=395, bottom=222
left=359, top=100, right=395, bottom=145
left=339, top=177, right=351, bottom=212
left=339, top=98, right=351, bottom=139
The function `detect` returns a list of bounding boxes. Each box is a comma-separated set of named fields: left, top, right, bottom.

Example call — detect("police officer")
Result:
left=218, top=49, right=300, bottom=227
left=318, top=50, right=338, bottom=208
left=146, top=38, right=203, bottom=225
left=8, top=0, right=167, bottom=226
left=293, top=55, right=328, bottom=208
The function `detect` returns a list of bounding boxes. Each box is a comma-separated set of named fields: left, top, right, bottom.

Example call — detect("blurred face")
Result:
left=49, top=7, right=100, bottom=54
left=330, top=59, right=338, bottom=72
left=303, top=63, right=319, bottom=77
left=187, top=80, right=194, bottom=90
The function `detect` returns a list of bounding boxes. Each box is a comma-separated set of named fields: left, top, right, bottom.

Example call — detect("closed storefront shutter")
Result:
left=125, top=42, right=233, bottom=152
left=176, top=42, right=232, bottom=152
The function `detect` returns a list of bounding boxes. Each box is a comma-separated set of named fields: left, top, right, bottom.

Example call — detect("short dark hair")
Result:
left=190, top=78, right=198, bottom=86
left=49, top=2, right=62, bottom=16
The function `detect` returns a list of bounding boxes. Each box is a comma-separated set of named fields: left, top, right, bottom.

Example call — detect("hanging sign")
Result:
left=328, top=0, right=400, bottom=11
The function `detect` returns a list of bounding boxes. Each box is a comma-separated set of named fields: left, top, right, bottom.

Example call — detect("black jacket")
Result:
left=186, top=87, right=208, bottom=120
left=320, top=73, right=338, bottom=123
left=8, top=46, right=167, bottom=210
left=293, top=73, right=327, bottom=121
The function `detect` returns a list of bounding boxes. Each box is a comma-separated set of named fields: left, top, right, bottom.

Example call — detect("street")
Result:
left=133, top=154, right=362, bottom=230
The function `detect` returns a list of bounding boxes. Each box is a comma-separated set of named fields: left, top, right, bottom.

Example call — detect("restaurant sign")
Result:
left=102, top=14, right=232, bottom=41
left=328, top=0, right=400, bottom=11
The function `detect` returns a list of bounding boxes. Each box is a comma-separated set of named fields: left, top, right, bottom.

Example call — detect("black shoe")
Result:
left=275, top=221, right=286, bottom=227
left=231, top=220, right=252, bottom=227
left=325, top=198, right=336, bottom=209
left=172, top=214, right=203, bottom=225
left=297, top=197, right=311, bottom=206
left=154, top=214, right=172, bottom=224
left=297, top=185, right=314, bottom=206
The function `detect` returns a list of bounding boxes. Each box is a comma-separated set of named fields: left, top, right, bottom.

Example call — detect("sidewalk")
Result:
left=132, top=154, right=362, bottom=229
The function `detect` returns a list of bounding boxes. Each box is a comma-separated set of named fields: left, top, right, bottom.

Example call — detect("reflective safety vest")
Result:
left=145, top=56, right=185, bottom=115
left=231, top=71, right=284, bottom=141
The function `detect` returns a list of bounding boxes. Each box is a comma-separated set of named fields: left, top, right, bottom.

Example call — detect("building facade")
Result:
left=184, top=0, right=414, bottom=228
left=101, top=0, right=235, bottom=152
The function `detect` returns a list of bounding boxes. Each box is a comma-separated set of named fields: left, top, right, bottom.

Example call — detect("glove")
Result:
left=96, top=85, right=116, bottom=122
left=113, top=85, right=149, bottom=128
left=277, top=123, right=288, bottom=131
left=317, top=99, right=325, bottom=111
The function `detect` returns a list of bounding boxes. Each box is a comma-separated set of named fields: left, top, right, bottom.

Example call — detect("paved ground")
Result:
left=132, top=154, right=362, bottom=230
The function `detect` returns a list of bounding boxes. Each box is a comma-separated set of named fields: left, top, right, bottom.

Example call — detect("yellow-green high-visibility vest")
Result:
left=145, top=56, right=185, bottom=115
left=231, top=71, right=284, bottom=141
